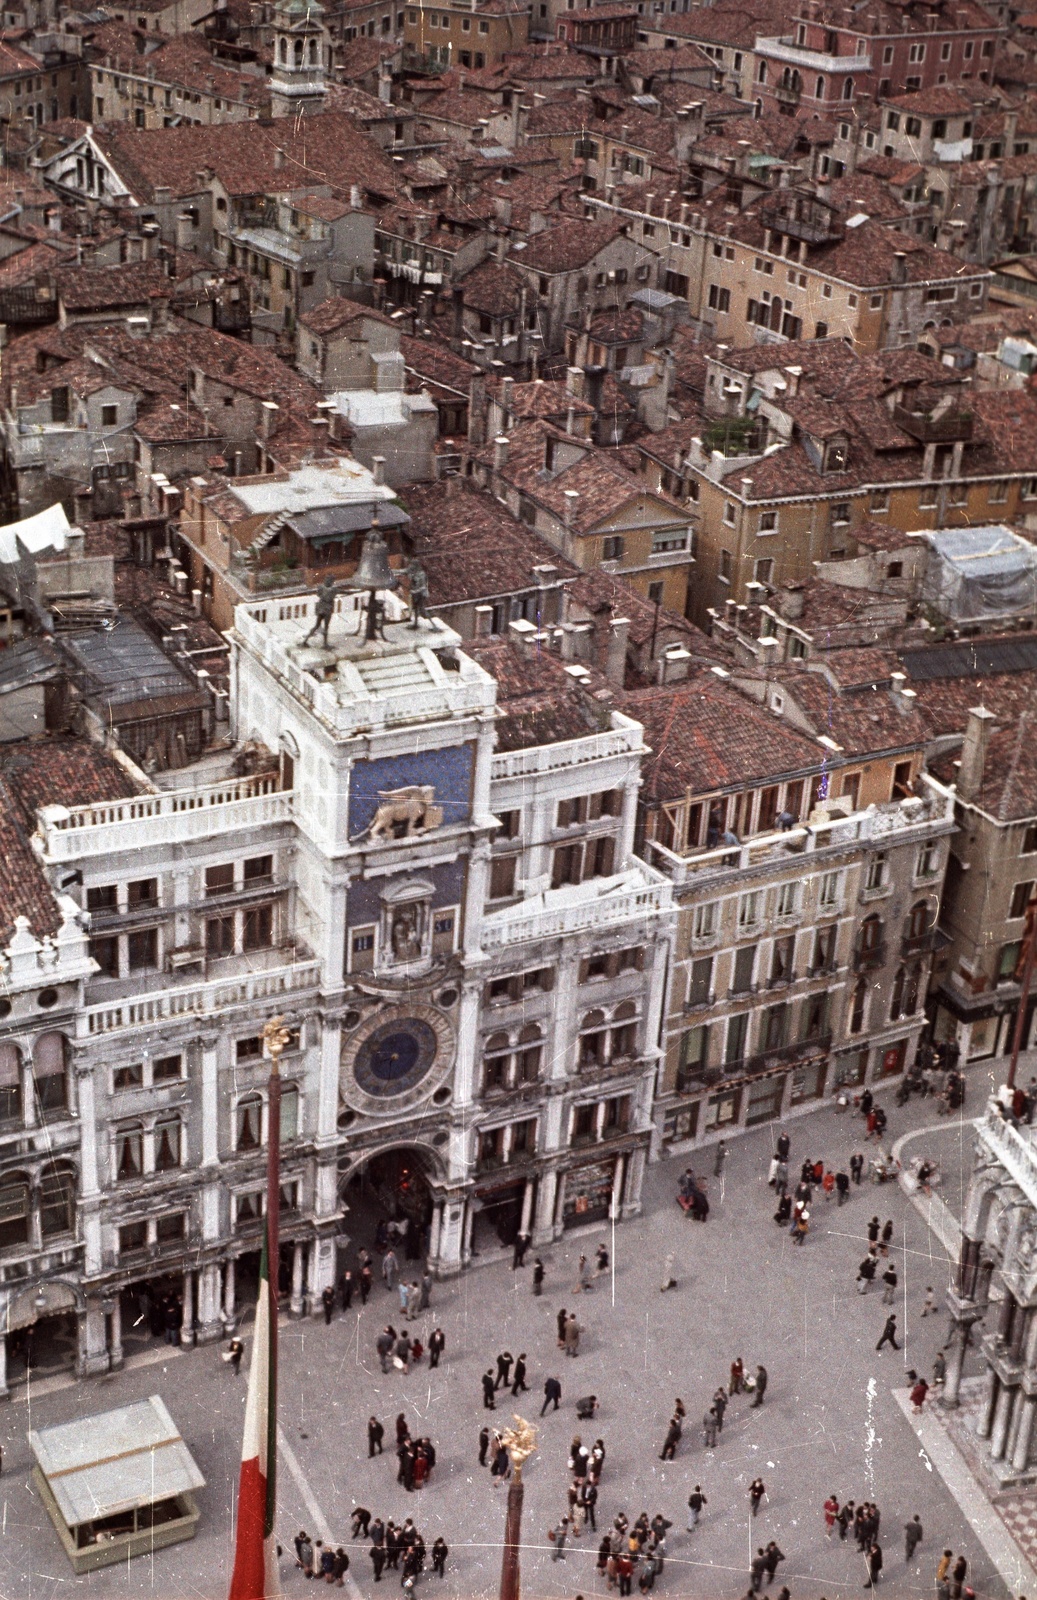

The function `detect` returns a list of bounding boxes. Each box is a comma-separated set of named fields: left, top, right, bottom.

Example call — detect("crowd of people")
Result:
left=294, top=1517, right=448, bottom=1589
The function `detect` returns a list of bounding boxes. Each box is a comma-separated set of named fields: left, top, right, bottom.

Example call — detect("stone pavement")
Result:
left=0, top=1083, right=1019, bottom=1600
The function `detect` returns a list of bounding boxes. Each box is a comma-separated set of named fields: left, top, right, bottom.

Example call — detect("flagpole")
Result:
left=264, top=1017, right=289, bottom=1567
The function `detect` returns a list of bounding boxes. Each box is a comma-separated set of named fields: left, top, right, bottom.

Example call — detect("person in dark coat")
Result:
left=482, top=1369, right=496, bottom=1408
left=659, top=1417, right=682, bottom=1460
left=876, top=1314, right=900, bottom=1351
left=512, top=1353, right=528, bottom=1394
left=432, top=1538, right=448, bottom=1577
left=368, top=1417, right=384, bottom=1456
left=751, top=1365, right=768, bottom=1406
left=532, top=1258, right=545, bottom=1295
left=557, top=1308, right=568, bottom=1346
left=351, top=1507, right=371, bottom=1539
left=429, top=1327, right=445, bottom=1368
left=495, top=1350, right=514, bottom=1389
left=370, top=1544, right=385, bottom=1582
left=321, top=1285, right=335, bottom=1325
left=542, top=1375, right=562, bottom=1414
left=340, top=1271, right=354, bottom=1311
left=864, top=1542, right=883, bottom=1587
left=904, top=1515, right=923, bottom=1561
left=478, top=1425, right=490, bottom=1466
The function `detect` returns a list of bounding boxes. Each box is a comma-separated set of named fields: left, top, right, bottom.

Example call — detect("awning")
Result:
left=29, top=1396, right=205, bottom=1528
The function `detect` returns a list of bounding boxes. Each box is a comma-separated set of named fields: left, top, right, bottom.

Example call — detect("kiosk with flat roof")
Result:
left=28, top=1394, right=205, bottom=1573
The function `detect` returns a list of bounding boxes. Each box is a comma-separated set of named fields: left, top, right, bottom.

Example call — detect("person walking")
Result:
left=951, top=1555, right=968, bottom=1599
left=749, top=1478, right=766, bottom=1517
left=550, top=1518, right=569, bottom=1562
left=296, top=1532, right=314, bottom=1578
left=857, top=1256, right=877, bottom=1294
left=431, top=1538, right=447, bottom=1578
left=910, top=1377, right=929, bottom=1412
left=376, top=1327, right=394, bottom=1373
left=904, top=1515, right=923, bottom=1562
left=321, top=1285, right=335, bottom=1325
left=851, top=1152, right=864, bottom=1185
left=687, top=1487, right=706, bottom=1531
left=865, top=1542, right=883, bottom=1588
left=714, top=1139, right=728, bottom=1178
left=429, top=1327, right=445, bottom=1369
left=482, top=1369, right=497, bottom=1408
left=836, top=1169, right=850, bottom=1205
left=702, top=1408, right=718, bottom=1449
left=576, top=1254, right=594, bottom=1294
left=382, top=1248, right=398, bottom=1291
left=565, top=1313, right=581, bottom=1357
left=227, top=1338, right=244, bottom=1375
left=512, top=1352, right=529, bottom=1394
left=340, top=1270, right=354, bottom=1312
left=751, top=1365, right=768, bottom=1406
left=824, top=1495, right=839, bottom=1537
left=405, top=1280, right=421, bottom=1319
left=837, top=1501, right=854, bottom=1542
left=359, top=1263, right=372, bottom=1305
left=660, top=1253, right=677, bottom=1291
left=867, top=1217, right=880, bottom=1247
left=583, top=1479, right=598, bottom=1532
left=512, top=1232, right=530, bottom=1269
left=532, top=1257, right=545, bottom=1295
left=881, top=1264, right=898, bottom=1304
left=659, top=1416, right=681, bottom=1461
left=764, top=1543, right=785, bottom=1584
left=557, top=1307, right=568, bottom=1346
left=394, top=1332, right=410, bottom=1371
left=881, top=1219, right=894, bottom=1254
left=876, top=1313, right=900, bottom=1351
left=932, top=1349, right=947, bottom=1391
left=750, top=1550, right=767, bottom=1594
left=419, top=1272, right=432, bottom=1311
left=921, top=1286, right=937, bottom=1317
left=542, top=1375, right=562, bottom=1414
left=478, top=1424, right=491, bottom=1466
left=368, top=1416, right=384, bottom=1457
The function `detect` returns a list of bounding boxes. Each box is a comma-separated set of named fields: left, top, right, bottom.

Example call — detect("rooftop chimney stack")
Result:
left=957, top=705, right=996, bottom=801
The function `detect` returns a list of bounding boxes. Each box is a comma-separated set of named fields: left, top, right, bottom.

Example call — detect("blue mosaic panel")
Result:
left=349, top=745, right=474, bottom=838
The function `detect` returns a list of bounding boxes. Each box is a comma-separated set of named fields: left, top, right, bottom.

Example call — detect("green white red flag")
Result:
left=228, top=1236, right=279, bottom=1600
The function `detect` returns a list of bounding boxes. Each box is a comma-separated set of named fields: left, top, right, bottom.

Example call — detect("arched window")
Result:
left=294, top=37, right=303, bottom=63
left=890, top=965, right=906, bottom=1020
left=859, top=913, right=883, bottom=952
left=33, top=1032, right=67, bottom=1118
left=0, top=1041, right=22, bottom=1124
left=842, top=76, right=854, bottom=99
left=0, top=1172, right=30, bottom=1250
left=757, top=60, right=767, bottom=82
left=280, top=1084, right=299, bottom=1143
left=579, top=1010, right=607, bottom=1066
left=309, top=36, right=318, bottom=62
left=849, top=977, right=867, bottom=1034
left=903, top=963, right=921, bottom=1015
left=815, top=75, right=825, bottom=98
left=236, top=1093, right=262, bottom=1150
left=517, top=1023, right=542, bottom=1083
left=154, top=1114, right=181, bottom=1172
left=611, top=1000, right=638, bottom=1058
left=907, top=899, right=931, bottom=940
left=483, top=1032, right=511, bottom=1092
left=115, top=1122, right=143, bottom=1181
left=279, top=35, right=288, bottom=60
left=39, top=1162, right=76, bottom=1237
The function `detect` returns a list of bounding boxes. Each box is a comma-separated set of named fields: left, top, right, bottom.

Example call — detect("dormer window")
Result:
left=825, top=443, right=848, bottom=472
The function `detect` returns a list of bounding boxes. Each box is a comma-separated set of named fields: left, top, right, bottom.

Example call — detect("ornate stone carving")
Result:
left=367, top=785, right=444, bottom=841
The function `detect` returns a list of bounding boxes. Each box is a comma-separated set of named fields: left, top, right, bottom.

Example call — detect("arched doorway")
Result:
left=5, top=1280, right=79, bottom=1384
left=341, top=1147, right=436, bottom=1262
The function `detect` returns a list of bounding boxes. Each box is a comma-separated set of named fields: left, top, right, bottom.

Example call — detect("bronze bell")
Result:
left=347, top=521, right=396, bottom=593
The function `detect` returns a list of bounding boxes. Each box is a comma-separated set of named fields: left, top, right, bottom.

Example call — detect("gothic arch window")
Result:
left=859, top=913, right=883, bottom=952
left=294, top=38, right=304, bottom=63
left=517, top=1023, right=542, bottom=1082
left=39, top=1162, right=76, bottom=1237
left=907, top=899, right=931, bottom=940
left=842, top=76, right=855, bottom=99
left=0, top=1041, right=22, bottom=1123
left=309, top=37, right=318, bottom=62
left=279, top=35, right=288, bottom=60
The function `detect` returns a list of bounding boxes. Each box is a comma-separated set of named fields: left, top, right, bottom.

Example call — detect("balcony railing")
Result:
left=81, top=959, right=320, bottom=1036
left=37, top=774, right=290, bottom=862
left=491, top=714, right=643, bottom=781
left=481, top=871, right=672, bottom=950
left=901, top=928, right=940, bottom=956
left=978, top=1100, right=1037, bottom=1209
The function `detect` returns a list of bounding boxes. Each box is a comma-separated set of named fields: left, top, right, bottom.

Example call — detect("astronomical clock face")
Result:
left=341, top=1003, right=455, bottom=1115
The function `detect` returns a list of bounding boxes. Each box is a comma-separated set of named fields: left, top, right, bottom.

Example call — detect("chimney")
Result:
left=474, top=603, right=493, bottom=636
left=371, top=455, right=386, bottom=486
left=889, top=669, right=917, bottom=714
left=125, top=316, right=149, bottom=338
left=46, top=207, right=61, bottom=234
left=892, top=250, right=907, bottom=284
left=605, top=615, right=630, bottom=685
left=274, top=147, right=286, bottom=171
left=659, top=644, right=692, bottom=684
left=351, top=183, right=362, bottom=210
left=500, top=374, right=514, bottom=427
left=567, top=365, right=585, bottom=399
left=451, top=285, right=465, bottom=351
left=493, top=434, right=509, bottom=469
left=779, top=583, right=805, bottom=621
left=957, top=705, right=996, bottom=801
left=563, top=489, right=580, bottom=527
left=176, top=212, right=193, bottom=250
left=566, top=403, right=576, bottom=436
left=260, top=399, right=279, bottom=438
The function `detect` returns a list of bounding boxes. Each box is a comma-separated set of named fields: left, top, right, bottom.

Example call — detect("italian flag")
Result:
left=229, top=1236, right=280, bottom=1600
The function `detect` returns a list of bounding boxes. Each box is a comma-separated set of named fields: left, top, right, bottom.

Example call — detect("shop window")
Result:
left=236, top=1093, right=262, bottom=1150
left=745, top=1076, right=783, bottom=1126
left=705, top=1087, right=741, bottom=1129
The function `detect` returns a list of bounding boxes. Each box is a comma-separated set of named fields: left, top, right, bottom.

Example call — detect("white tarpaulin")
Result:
left=0, top=503, right=70, bottom=566
left=919, top=524, right=1037, bottom=621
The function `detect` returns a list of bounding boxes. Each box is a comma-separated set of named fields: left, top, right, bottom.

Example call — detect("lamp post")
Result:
left=499, top=1417, right=537, bottom=1600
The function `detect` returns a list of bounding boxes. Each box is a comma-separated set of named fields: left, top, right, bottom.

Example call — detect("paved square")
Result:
left=0, top=1092, right=1022, bottom=1600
